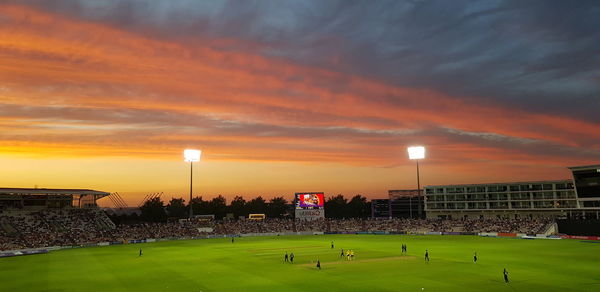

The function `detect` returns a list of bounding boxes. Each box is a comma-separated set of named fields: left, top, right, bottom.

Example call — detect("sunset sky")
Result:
left=1, top=0, right=599, bottom=207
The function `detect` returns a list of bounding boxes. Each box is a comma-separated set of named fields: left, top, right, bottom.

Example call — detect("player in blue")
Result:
left=139, top=248, right=142, bottom=257
left=425, top=250, right=429, bottom=262
left=340, top=248, right=344, bottom=258
left=290, top=252, right=295, bottom=263
left=473, top=252, right=477, bottom=263
left=316, top=259, right=321, bottom=270
left=503, top=268, right=509, bottom=283
left=284, top=252, right=289, bottom=262
left=331, top=241, right=334, bottom=249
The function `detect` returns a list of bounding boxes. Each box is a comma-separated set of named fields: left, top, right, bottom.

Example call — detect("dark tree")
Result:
left=347, top=195, right=370, bottom=218
left=140, top=197, right=167, bottom=222
left=189, top=196, right=209, bottom=215
left=266, top=197, right=288, bottom=218
left=229, top=196, right=247, bottom=218
left=209, top=195, right=228, bottom=219
left=247, top=196, right=267, bottom=214
left=166, top=197, right=187, bottom=219
left=324, top=194, right=348, bottom=219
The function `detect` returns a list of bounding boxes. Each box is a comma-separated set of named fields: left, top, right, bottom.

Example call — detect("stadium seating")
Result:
left=0, top=210, right=553, bottom=251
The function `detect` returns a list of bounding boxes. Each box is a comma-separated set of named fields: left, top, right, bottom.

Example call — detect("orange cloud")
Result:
left=0, top=3, right=598, bottom=173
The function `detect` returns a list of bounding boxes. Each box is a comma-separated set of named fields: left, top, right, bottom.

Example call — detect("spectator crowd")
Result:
left=0, top=209, right=553, bottom=251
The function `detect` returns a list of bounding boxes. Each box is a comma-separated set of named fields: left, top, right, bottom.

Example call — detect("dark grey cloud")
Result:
left=6, top=0, right=600, bottom=123
left=438, top=127, right=600, bottom=162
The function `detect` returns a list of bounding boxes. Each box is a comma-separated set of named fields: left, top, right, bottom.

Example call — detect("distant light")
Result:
left=407, top=146, right=425, bottom=160
left=184, top=149, right=201, bottom=162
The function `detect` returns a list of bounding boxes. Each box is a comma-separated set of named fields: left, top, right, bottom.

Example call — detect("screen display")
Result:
left=296, top=193, right=324, bottom=208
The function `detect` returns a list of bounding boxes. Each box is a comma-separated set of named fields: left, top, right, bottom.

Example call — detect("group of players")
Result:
left=146, top=237, right=509, bottom=283
left=322, top=241, right=509, bottom=283
left=340, top=249, right=355, bottom=260
left=284, top=251, right=295, bottom=263
left=332, top=241, right=355, bottom=261
left=245, top=237, right=507, bottom=283
left=237, top=237, right=511, bottom=284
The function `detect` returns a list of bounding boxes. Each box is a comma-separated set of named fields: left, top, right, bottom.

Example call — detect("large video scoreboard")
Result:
left=294, top=192, right=325, bottom=220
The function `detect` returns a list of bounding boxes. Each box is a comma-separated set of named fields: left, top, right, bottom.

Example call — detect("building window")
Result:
left=582, top=201, right=600, bottom=208
left=531, top=184, right=542, bottom=191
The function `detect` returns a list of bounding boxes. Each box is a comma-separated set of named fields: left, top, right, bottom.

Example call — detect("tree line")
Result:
left=113, top=194, right=371, bottom=223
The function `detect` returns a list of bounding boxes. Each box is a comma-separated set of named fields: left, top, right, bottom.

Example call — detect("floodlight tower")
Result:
left=407, top=146, right=425, bottom=219
left=184, top=149, right=201, bottom=219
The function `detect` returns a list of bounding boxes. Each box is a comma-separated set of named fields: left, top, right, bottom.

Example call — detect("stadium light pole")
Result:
left=407, top=146, right=425, bottom=219
left=184, top=149, right=201, bottom=219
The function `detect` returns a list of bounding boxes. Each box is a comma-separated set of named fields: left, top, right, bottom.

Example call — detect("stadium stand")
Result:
left=0, top=210, right=554, bottom=251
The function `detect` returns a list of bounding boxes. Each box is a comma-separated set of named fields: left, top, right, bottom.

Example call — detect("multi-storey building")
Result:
left=424, top=164, right=600, bottom=219
left=424, top=180, right=576, bottom=219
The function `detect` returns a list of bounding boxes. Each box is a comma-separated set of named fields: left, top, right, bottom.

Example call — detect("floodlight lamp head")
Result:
left=407, top=146, right=425, bottom=160
left=184, top=149, right=201, bottom=162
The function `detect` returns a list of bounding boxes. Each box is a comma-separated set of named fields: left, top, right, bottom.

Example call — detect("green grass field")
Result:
left=1, top=235, right=599, bottom=291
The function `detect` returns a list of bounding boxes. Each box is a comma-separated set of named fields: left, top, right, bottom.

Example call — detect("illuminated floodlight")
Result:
left=183, top=149, right=202, bottom=219
left=184, top=149, right=201, bottom=162
left=407, top=146, right=425, bottom=219
left=407, top=146, right=425, bottom=160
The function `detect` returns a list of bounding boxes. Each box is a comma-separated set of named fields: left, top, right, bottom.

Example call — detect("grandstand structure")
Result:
left=371, top=190, right=424, bottom=219
left=0, top=188, right=110, bottom=210
left=424, top=164, right=600, bottom=219
left=0, top=188, right=116, bottom=250
left=569, top=164, right=600, bottom=209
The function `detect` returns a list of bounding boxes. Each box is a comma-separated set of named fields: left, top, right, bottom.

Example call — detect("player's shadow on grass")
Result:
left=580, top=281, right=600, bottom=286
left=487, top=280, right=518, bottom=291
left=489, top=278, right=537, bottom=291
